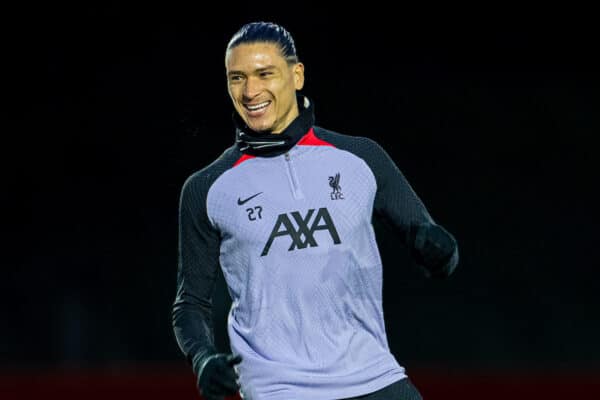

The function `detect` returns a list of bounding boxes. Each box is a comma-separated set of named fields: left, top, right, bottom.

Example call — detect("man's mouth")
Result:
left=244, top=101, right=271, bottom=116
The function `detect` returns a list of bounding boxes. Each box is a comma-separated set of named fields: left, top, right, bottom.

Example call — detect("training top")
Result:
left=172, top=96, right=458, bottom=400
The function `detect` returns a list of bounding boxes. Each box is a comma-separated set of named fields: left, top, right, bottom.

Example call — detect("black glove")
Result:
left=409, top=222, right=458, bottom=278
left=197, top=353, right=243, bottom=400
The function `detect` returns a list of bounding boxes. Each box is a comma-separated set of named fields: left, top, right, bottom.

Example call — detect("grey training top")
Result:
left=173, top=98, right=457, bottom=400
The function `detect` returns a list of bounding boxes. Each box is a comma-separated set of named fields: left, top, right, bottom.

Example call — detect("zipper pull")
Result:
left=284, top=152, right=290, bottom=161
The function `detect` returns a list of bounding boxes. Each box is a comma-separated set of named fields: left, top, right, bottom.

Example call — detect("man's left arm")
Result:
left=367, top=139, right=459, bottom=278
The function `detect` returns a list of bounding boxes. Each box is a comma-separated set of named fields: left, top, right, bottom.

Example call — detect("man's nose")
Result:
left=243, top=76, right=262, bottom=99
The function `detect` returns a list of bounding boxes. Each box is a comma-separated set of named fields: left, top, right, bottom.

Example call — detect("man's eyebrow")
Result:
left=227, top=65, right=279, bottom=77
left=256, top=66, right=277, bottom=72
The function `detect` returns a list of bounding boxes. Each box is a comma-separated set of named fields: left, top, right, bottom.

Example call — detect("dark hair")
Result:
left=226, top=21, right=299, bottom=64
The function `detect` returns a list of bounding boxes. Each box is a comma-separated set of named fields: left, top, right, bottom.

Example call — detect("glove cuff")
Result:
left=191, top=346, right=219, bottom=378
left=409, top=222, right=458, bottom=278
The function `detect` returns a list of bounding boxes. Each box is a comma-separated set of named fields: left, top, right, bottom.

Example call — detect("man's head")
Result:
left=225, top=22, right=305, bottom=133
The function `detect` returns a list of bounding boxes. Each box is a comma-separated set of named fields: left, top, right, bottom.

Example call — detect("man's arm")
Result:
left=311, top=128, right=459, bottom=277
left=367, top=139, right=459, bottom=278
left=173, top=170, right=243, bottom=399
left=172, top=174, right=220, bottom=378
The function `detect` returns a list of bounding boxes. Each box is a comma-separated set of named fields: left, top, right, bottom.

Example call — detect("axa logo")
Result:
left=329, top=173, right=344, bottom=200
left=261, top=207, right=341, bottom=256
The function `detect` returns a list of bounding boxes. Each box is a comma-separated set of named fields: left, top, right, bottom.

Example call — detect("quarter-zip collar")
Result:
left=233, top=94, right=315, bottom=157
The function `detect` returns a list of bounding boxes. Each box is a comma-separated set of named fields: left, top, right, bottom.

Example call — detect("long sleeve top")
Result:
left=172, top=96, right=458, bottom=400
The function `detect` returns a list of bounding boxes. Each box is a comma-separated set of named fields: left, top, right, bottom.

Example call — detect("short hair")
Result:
left=226, top=21, right=299, bottom=64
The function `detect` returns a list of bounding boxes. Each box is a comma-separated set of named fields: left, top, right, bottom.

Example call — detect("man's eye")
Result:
left=230, top=75, right=243, bottom=82
left=260, top=71, right=273, bottom=78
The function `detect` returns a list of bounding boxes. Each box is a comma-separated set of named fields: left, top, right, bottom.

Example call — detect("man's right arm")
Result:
left=172, top=173, right=220, bottom=378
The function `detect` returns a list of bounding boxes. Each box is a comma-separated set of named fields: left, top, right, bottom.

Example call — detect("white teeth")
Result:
left=246, top=101, right=270, bottom=111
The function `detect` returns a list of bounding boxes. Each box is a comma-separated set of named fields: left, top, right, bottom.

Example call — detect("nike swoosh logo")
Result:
left=237, top=192, right=263, bottom=205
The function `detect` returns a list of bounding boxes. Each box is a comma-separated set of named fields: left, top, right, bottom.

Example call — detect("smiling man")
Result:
left=172, top=22, right=459, bottom=400
left=226, top=41, right=304, bottom=133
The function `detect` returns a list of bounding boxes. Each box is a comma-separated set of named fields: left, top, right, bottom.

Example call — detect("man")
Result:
left=172, top=21, right=458, bottom=400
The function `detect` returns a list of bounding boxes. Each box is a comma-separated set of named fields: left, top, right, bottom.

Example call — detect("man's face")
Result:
left=225, top=42, right=304, bottom=133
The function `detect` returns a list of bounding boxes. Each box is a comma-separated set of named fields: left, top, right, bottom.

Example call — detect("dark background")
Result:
left=3, top=3, right=598, bottom=398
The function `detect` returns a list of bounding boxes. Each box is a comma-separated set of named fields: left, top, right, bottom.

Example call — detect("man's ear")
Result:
left=293, top=62, right=305, bottom=90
